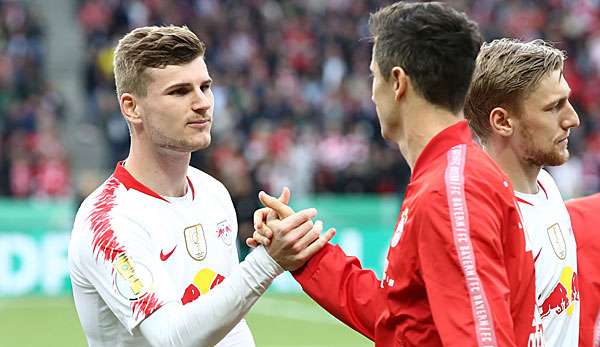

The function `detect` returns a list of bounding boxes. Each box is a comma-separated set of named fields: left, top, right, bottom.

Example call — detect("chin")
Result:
left=542, top=151, right=569, bottom=167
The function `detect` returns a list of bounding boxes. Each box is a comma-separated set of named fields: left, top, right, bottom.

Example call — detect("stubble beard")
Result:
left=147, top=122, right=211, bottom=153
left=520, top=125, right=569, bottom=167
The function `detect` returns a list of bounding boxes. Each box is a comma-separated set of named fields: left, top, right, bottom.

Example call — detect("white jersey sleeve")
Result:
left=138, top=246, right=281, bottom=347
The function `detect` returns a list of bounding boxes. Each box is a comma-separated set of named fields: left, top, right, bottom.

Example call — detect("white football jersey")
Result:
left=69, top=163, right=263, bottom=346
left=515, top=169, right=579, bottom=346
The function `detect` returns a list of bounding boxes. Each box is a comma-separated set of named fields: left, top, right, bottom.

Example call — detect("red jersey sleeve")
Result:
left=414, top=188, right=516, bottom=347
left=292, top=243, right=382, bottom=340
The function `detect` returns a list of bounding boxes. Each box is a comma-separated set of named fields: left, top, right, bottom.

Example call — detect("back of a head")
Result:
left=113, top=25, right=206, bottom=99
left=369, top=1, right=483, bottom=113
left=465, top=38, right=565, bottom=142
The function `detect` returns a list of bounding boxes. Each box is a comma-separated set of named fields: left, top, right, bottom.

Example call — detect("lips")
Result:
left=187, top=118, right=211, bottom=125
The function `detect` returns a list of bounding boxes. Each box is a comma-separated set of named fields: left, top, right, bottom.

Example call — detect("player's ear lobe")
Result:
left=391, top=66, right=406, bottom=101
left=489, top=107, right=513, bottom=137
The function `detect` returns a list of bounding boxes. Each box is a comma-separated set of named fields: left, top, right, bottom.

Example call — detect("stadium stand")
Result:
left=0, top=1, right=70, bottom=198
left=3, top=0, right=598, bottom=201
left=76, top=0, right=599, bottom=201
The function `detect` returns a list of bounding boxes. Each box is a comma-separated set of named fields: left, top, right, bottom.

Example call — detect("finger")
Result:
left=278, top=186, right=291, bottom=205
left=253, top=207, right=271, bottom=229
left=276, top=208, right=317, bottom=234
left=253, top=230, right=271, bottom=246
left=255, top=223, right=273, bottom=239
left=293, top=220, right=323, bottom=251
left=259, top=191, right=295, bottom=218
left=298, top=227, right=336, bottom=260
left=284, top=219, right=315, bottom=245
left=246, top=237, right=258, bottom=248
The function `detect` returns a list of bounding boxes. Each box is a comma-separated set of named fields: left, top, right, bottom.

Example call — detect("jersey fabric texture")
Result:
left=69, top=163, right=280, bottom=346
left=515, top=169, right=580, bottom=346
left=566, top=193, right=600, bottom=347
left=292, top=120, right=540, bottom=347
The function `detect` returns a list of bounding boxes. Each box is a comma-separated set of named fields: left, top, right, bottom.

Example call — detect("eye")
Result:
left=200, top=83, right=211, bottom=92
left=170, top=88, right=188, bottom=96
left=554, top=99, right=566, bottom=111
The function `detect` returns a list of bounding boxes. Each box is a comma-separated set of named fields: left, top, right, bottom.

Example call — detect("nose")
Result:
left=561, top=101, right=580, bottom=130
left=192, top=87, right=212, bottom=113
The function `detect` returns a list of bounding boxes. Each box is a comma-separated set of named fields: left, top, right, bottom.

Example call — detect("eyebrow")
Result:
left=164, top=79, right=212, bottom=92
left=542, top=89, right=571, bottom=109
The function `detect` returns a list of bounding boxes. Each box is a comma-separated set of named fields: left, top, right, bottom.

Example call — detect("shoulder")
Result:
left=567, top=193, right=600, bottom=231
left=426, top=143, right=512, bottom=202
left=72, top=175, right=152, bottom=245
left=186, top=166, right=235, bottom=211
left=187, top=166, right=229, bottom=194
left=567, top=193, right=600, bottom=252
left=566, top=192, right=600, bottom=214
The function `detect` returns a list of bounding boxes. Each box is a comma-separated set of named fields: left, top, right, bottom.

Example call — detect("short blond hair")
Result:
left=113, top=25, right=205, bottom=98
left=465, top=38, right=565, bottom=141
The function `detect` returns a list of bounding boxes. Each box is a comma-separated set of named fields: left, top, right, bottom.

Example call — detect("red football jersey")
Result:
left=293, top=120, right=540, bottom=347
left=567, top=193, right=600, bottom=347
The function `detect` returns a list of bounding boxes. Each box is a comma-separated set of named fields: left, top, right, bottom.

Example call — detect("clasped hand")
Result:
left=246, top=187, right=335, bottom=271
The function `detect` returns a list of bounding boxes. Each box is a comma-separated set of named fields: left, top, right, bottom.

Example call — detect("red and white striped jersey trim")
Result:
left=445, top=144, right=498, bottom=347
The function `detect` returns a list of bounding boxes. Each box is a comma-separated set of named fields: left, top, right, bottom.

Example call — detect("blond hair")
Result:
left=113, top=25, right=205, bottom=98
left=465, top=38, right=565, bottom=141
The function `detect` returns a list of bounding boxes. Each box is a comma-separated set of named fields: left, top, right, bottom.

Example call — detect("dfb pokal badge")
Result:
left=184, top=224, right=207, bottom=261
left=547, top=223, right=566, bottom=260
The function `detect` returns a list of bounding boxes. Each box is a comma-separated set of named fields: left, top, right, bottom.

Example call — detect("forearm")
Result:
left=139, top=246, right=282, bottom=347
left=293, top=243, right=381, bottom=340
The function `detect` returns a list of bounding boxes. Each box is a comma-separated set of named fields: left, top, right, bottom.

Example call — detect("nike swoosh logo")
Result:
left=160, top=246, right=177, bottom=261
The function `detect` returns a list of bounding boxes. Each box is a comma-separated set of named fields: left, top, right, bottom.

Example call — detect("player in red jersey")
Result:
left=566, top=193, right=600, bottom=346
left=249, top=2, right=540, bottom=346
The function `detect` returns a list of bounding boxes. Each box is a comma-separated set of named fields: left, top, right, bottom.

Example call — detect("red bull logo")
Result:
left=181, top=268, right=225, bottom=305
left=216, top=220, right=233, bottom=246
left=540, top=267, right=579, bottom=319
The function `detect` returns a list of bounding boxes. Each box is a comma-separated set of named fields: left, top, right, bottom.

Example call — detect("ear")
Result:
left=120, top=93, right=142, bottom=126
left=489, top=106, right=514, bottom=138
left=390, top=66, right=407, bottom=101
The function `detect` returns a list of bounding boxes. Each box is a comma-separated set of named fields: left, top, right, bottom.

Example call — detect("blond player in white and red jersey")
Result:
left=68, top=25, right=333, bottom=347
left=465, top=38, right=581, bottom=345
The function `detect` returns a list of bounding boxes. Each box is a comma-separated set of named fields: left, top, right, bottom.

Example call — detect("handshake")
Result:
left=246, top=187, right=336, bottom=271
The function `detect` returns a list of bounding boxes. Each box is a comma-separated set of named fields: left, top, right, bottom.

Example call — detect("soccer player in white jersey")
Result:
left=68, top=25, right=334, bottom=347
left=465, top=38, right=581, bottom=345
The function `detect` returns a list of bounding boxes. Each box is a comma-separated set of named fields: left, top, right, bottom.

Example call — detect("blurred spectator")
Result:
left=76, top=0, right=599, bottom=205
left=0, top=1, right=70, bottom=199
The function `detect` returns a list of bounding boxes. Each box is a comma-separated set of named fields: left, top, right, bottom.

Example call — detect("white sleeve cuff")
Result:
left=245, top=245, right=284, bottom=278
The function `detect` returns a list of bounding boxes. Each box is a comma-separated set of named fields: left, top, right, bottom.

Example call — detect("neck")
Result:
left=123, top=137, right=191, bottom=197
left=484, top=140, right=541, bottom=194
left=395, top=103, right=463, bottom=170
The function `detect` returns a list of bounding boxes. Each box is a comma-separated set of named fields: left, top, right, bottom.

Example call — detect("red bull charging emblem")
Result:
left=181, top=268, right=225, bottom=304
left=540, top=267, right=579, bottom=319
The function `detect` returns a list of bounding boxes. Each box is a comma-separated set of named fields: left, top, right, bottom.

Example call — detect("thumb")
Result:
left=259, top=191, right=294, bottom=218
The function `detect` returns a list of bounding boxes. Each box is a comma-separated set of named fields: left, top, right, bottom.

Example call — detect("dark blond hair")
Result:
left=113, top=25, right=206, bottom=98
left=465, top=38, right=565, bottom=141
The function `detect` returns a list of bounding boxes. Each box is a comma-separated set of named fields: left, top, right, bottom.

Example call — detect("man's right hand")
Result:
left=248, top=189, right=336, bottom=271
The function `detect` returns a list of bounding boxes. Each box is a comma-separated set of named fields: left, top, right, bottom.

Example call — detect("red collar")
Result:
left=113, top=162, right=195, bottom=202
left=412, top=120, right=475, bottom=180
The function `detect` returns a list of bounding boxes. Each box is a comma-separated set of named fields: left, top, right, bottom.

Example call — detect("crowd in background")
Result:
left=0, top=1, right=69, bottom=198
left=2, top=0, right=600, bottom=205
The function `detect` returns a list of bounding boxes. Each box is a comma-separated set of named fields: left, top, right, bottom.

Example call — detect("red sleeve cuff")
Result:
left=291, top=242, right=334, bottom=282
